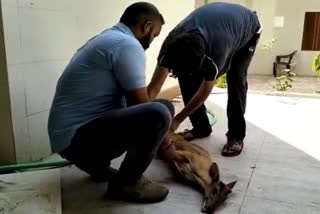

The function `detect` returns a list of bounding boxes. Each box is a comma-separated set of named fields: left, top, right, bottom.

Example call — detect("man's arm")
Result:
left=147, top=64, right=169, bottom=99
left=172, top=80, right=216, bottom=130
left=125, top=88, right=149, bottom=106
left=114, top=43, right=175, bottom=160
left=125, top=86, right=175, bottom=160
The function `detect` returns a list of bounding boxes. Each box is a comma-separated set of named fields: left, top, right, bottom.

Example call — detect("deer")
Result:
left=168, top=131, right=237, bottom=214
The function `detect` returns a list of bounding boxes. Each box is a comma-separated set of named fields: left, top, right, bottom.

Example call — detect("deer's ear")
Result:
left=209, top=162, right=220, bottom=183
left=219, top=182, right=232, bottom=200
left=220, top=180, right=237, bottom=199
left=227, top=180, right=237, bottom=189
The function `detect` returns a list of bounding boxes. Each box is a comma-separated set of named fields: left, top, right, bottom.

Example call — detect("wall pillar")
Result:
left=0, top=1, right=16, bottom=165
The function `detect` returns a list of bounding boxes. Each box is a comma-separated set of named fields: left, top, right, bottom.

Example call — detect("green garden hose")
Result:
left=0, top=160, right=72, bottom=173
left=0, top=111, right=218, bottom=174
left=207, top=109, right=218, bottom=126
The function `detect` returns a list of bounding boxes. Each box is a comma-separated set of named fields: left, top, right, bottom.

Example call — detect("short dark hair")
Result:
left=120, top=2, right=165, bottom=27
left=165, top=33, right=205, bottom=78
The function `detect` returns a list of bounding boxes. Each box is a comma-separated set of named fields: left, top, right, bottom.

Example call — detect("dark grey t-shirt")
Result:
left=158, top=2, right=261, bottom=81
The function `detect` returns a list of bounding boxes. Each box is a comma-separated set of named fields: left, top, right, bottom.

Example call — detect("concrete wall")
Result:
left=208, top=0, right=320, bottom=76
left=1, top=0, right=194, bottom=163
left=274, top=0, right=320, bottom=76
left=0, top=2, right=15, bottom=164
left=208, top=0, right=249, bottom=7
left=249, top=0, right=278, bottom=75
left=200, top=0, right=277, bottom=75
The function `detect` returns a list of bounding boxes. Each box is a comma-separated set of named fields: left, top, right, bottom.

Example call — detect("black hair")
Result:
left=120, top=2, right=165, bottom=27
left=164, top=33, right=206, bottom=78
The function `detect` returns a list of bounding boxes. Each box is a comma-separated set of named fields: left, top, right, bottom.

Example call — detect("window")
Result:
left=302, top=12, right=320, bottom=51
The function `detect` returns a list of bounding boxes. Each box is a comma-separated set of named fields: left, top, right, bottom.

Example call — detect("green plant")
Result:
left=312, top=53, right=320, bottom=76
left=273, top=69, right=296, bottom=92
left=259, top=38, right=277, bottom=51
left=216, top=73, right=227, bottom=88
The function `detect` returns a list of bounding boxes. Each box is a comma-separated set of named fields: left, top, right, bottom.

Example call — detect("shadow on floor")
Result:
left=61, top=94, right=320, bottom=214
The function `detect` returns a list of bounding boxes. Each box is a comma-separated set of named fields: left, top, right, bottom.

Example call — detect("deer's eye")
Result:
left=212, top=188, right=218, bottom=194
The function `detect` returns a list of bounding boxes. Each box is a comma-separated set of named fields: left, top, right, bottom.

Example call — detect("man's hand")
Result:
left=176, top=80, right=216, bottom=122
left=158, top=143, right=176, bottom=162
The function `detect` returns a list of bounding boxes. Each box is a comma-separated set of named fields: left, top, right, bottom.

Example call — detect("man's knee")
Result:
left=153, top=99, right=175, bottom=117
left=144, top=102, right=172, bottom=131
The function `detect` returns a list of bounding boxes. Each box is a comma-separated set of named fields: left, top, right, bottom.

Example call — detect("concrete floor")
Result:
left=61, top=92, right=320, bottom=214
left=0, top=169, right=61, bottom=214
left=1, top=75, right=320, bottom=214
left=247, top=75, right=320, bottom=96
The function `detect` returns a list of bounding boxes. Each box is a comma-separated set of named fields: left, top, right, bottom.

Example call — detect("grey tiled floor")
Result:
left=61, top=92, right=320, bottom=214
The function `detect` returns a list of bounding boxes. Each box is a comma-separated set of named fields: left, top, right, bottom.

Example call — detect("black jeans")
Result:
left=178, top=33, right=260, bottom=141
left=61, top=99, right=174, bottom=183
left=178, top=73, right=212, bottom=137
left=226, top=33, right=260, bottom=141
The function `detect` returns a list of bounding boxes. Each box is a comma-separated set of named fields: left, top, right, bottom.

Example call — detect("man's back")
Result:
left=175, top=2, right=260, bottom=50
left=48, top=23, right=145, bottom=153
left=162, top=2, right=261, bottom=73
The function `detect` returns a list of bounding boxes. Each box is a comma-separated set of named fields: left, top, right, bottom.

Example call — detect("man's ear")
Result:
left=142, top=21, right=152, bottom=33
left=209, top=162, right=220, bottom=183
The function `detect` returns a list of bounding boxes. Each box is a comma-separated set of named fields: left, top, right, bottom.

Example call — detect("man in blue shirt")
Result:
left=48, top=2, right=175, bottom=203
left=148, top=3, right=262, bottom=157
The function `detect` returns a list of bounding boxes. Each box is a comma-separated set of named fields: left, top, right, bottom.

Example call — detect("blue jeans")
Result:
left=61, top=99, right=174, bottom=183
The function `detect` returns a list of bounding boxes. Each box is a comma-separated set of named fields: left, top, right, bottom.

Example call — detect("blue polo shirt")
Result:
left=158, top=2, right=261, bottom=80
left=48, top=23, right=145, bottom=153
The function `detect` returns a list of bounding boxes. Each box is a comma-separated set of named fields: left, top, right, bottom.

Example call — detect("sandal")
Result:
left=221, top=140, right=244, bottom=157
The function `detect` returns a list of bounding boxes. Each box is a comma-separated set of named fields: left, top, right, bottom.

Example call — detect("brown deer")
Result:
left=168, top=132, right=237, bottom=214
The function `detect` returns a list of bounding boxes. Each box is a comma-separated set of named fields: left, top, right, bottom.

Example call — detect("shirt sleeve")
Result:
left=202, top=56, right=220, bottom=81
left=203, top=40, right=230, bottom=81
left=113, top=43, right=146, bottom=90
left=157, top=33, right=174, bottom=68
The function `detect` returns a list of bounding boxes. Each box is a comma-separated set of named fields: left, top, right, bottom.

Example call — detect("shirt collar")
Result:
left=114, top=22, right=135, bottom=38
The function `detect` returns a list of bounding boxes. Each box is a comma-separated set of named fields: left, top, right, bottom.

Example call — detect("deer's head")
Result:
left=201, top=163, right=237, bottom=214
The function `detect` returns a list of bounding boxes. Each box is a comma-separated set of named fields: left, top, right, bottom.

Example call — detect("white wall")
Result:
left=1, top=0, right=194, bottom=163
left=208, top=0, right=320, bottom=76
left=199, top=0, right=277, bottom=75
left=208, top=0, right=249, bottom=7
left=248, top=0, right=278, bottom=75
left=274, top=0, right=320, bottom=76
left=249, top=0, right=320, bottom=76
left=0, top=3, right=15, bottom=164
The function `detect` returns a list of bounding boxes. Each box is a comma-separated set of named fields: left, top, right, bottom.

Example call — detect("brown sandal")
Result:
left=221, top=141, right=244, bottom=157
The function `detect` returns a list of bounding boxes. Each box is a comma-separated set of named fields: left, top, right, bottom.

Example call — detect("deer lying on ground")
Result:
left=168, top=132, right=237, bottom=214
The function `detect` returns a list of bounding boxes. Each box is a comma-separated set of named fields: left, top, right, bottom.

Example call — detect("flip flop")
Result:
left=221, top=141, right=244, bottom=157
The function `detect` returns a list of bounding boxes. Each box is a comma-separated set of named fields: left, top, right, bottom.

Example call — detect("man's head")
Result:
left=162, top=33, right=206, bottom=77
left=120, top=2, right=165, bottom=50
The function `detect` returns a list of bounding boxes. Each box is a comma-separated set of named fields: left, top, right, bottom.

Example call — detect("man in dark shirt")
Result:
left=148, top=2, right=262, bottom=157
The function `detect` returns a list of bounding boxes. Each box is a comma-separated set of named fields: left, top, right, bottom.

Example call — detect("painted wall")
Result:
left=199, top=0, right=277, bottom=75
left=208, top=0, right=320, bottom=76
left=248, top=0, right=278, bottom=75
left=208, top=0, right=249, bottom=7
left=0, top=2, right=15, bottom=164
left=1, top=0, right=194, bottom=163
left=273, top=0, right=320, bottom=76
